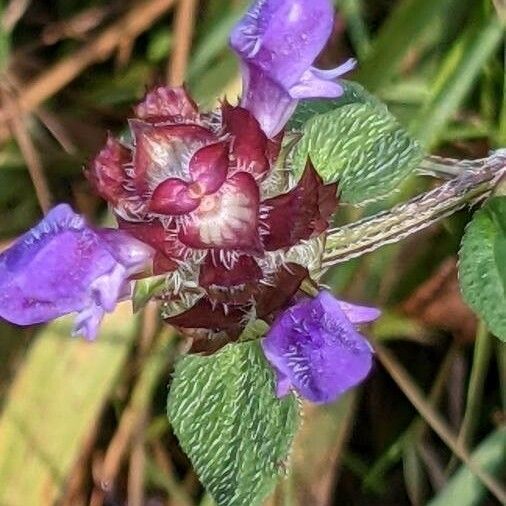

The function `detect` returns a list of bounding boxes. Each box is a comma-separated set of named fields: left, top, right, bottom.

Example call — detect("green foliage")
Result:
left=0, top=1, right=10, bottom=73
left=409, top=8, right=503, bottom=148
left=0, top=0, right=504, bottom=503
left=291, top=98, right=424, bottom=204
left=188, top=6, right=245, bottom=79
left=167, top=341, right=299, bottom=506
left=356, top=0, right=462, bottom=91
left=147, top=29, right=173, bottom=63
left=427, top=429, right=506, bottom=506
left=459, top=197, right=506, bottom=341
left=0, top=306, right=139, bottom=505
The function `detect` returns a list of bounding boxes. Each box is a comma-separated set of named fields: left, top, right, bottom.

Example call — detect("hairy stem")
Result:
left=322, top=152, right=506, bottom=268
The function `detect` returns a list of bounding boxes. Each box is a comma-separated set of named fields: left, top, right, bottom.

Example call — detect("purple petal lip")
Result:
left=262, top=290, right=379, bottom=404
left=230, top=0, right=356, bottom=136
left=0, top=204, right=153, bottom=340
left=337, top=300, right=381, bottom=325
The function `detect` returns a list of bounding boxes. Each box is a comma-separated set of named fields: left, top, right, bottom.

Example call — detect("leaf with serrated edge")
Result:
left=459, top=197, right=506, bottom=341
left=167, top=341, right=299, bottom=506
left=291, top=101, right=424, bottom=204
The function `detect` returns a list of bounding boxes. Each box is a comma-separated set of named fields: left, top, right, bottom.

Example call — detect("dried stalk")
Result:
left=167, top=0, right=199, bottom=85
left=3, top=91, right=53, bottom=213
left=0, top=0, right=176, bottom=124
left=375, top=344, right=506, bottom=504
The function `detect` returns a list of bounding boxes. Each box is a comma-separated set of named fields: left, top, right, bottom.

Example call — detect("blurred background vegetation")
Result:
left=0, top=0, right=504, bottom=505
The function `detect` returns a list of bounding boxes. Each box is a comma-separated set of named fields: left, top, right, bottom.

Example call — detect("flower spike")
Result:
left=85, top=86, right=340, bottom=344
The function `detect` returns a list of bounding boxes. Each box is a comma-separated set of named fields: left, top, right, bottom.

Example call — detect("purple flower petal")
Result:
left=96, top=228, right=156, bottom=272
left=238, top=64, right=297, bottom=140
left=231, top=0, right=334, bottom=88
left=309, top=59, right=357, bottom=80
left=262, top=290, right=377, bottom=404
left=230, top=0, right=355, bottom=136
left=0, top=204, right=153, bottom=339
left=288, top=71, right=344, bottom=100
left=275, top=370, right=292, bottom=397
left=189, top=141, right=229, bottom=195
left=150, top=178, right=201, bottom=215
left=337, top=300, right=381, bottom=324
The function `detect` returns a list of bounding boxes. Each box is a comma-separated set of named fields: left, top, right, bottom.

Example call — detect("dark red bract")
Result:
left=87, top=85, right=338, bottom=349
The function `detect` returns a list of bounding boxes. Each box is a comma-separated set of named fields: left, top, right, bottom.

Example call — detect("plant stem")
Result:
left=499, top=340, right=506, bottom=411
left=456, top=322, right=492, bottom=452
left=323, top=152, right=506, bottom=268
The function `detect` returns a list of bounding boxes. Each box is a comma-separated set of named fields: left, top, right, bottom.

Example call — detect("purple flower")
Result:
left=262, top=290, right=380, bottom=404
left=230, top=0, right=356, bottom=137
left=0, top=204, right=153, bottom=340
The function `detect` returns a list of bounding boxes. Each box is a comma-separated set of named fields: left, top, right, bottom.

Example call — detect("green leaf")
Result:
left=167, top=341, right=299, bottom=506
left=427, top=429, right=505, bottom=506
left=238, top=318, right=269, bottom=342
left=291, top=100, right=424, bottom=204
left=459, top=197, right=506, bottom=341
left=488, top=199, right=506, bottom=295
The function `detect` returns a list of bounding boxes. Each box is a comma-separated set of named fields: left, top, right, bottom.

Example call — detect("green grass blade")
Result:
left=456, top=322, right=493, bottom=450
left=188, top=5, right=245, bottom=80
left=0, top=0, right=10, bottom=73
left=427, top=429, right=506, bottom=506
left=337, top=0, right=371, bottom=59
left=410, top=12, right=503, bottom=148
left=290, top=393, right=357, bottom=503
left=356, top=0, right=459, bottom=91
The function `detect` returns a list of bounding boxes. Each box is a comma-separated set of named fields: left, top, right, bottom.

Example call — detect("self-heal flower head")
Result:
left=87, top=87, right=339, bottom=346
left=0, top=204, right=153, bottom=340
left=230, top=0, right=356, bottom=137
left=262, top=290, right=380, bottom=404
